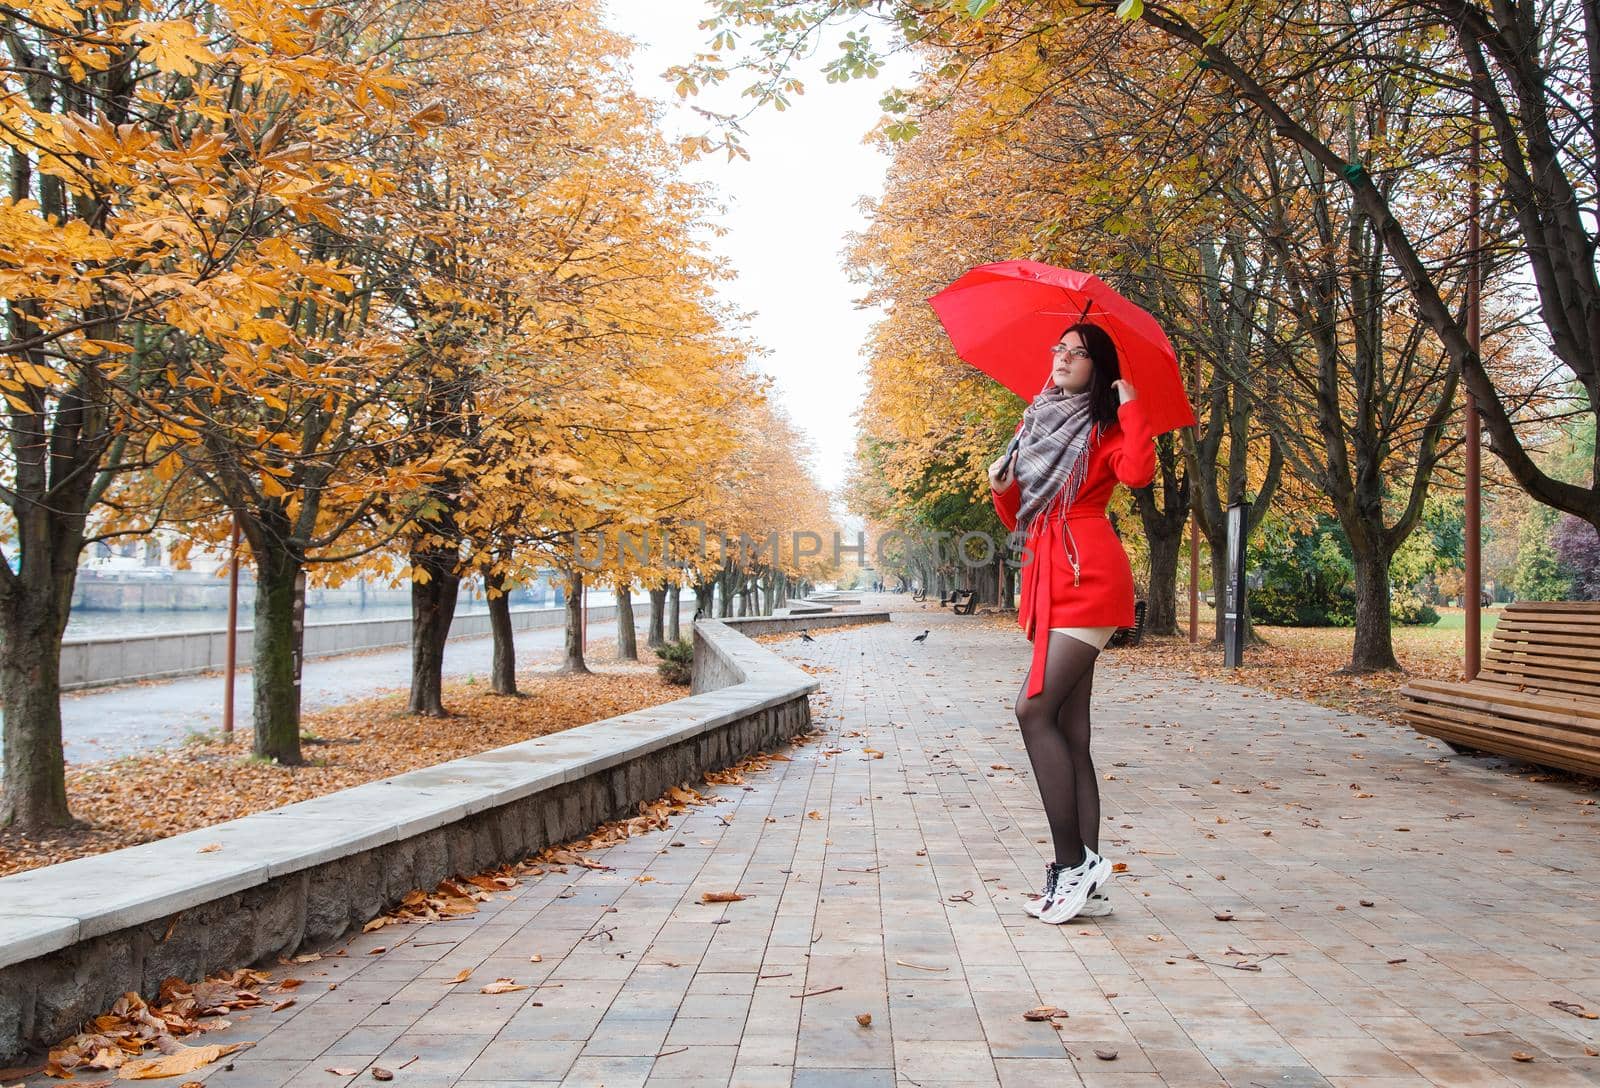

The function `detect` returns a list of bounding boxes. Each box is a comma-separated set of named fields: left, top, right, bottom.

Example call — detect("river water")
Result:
left=62, top=591, right=619, bottom=639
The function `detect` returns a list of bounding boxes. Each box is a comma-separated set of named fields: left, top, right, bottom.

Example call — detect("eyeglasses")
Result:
left=1051, top=344, right=1091, bottom=361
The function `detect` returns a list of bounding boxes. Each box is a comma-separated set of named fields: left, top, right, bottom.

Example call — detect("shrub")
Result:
left=1390, top=590, right=1440, bottom=626
left=654, top=637, right=693, bottom=685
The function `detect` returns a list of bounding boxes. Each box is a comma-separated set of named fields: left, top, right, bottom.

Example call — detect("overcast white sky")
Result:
left=602, top=1, right=918, bottom=497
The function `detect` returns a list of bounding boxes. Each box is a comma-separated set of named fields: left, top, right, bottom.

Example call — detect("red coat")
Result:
left=991, top=399, right=1157, bottom=697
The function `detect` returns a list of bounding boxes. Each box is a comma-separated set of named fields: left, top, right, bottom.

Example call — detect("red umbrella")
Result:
left=927, top=260, right=1196, bottom=436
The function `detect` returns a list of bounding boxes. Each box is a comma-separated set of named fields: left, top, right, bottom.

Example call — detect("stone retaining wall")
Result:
left=0, top=611, right=887, bottom=1062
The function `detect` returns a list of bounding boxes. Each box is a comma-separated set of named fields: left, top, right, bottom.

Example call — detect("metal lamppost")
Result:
left=1464, top=110, right=1484, bottom=679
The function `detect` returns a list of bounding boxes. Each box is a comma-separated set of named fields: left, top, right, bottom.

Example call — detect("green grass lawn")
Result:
left=1428, top=606, right=1501, bottom=633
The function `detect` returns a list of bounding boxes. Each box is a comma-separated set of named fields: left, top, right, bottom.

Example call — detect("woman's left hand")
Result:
left=1113, top=379, right=1138, bottom=404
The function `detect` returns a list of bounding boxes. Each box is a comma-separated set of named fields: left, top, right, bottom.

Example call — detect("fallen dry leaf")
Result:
left=1511, top=1051, right=1534, bottom=1062
left=1023, top=1006, right=1068, bottom=1021
left=444, top=969, right=471, bottom=985
left=700, top=891, right=746, bottom=904
left=370, top=1070, right=393, bottom=1082
left=856, top=1013, right=872, bottom=1027
left=1111, top=862, right=1128, bottom=873
left=479, top=980, right=527, bottom=995
left=196, top=844, right=222, bottom=854
left=326, top=1069, right=360, bottom=1077
left=118, top=1043, right=244, bottom=1080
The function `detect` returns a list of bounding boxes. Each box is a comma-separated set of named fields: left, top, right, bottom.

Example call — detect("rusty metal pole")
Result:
left=223, top=515, right=241, bottom=735
left=1465, top=112, right=1483, bottom=680
left=1189, top=353, right=1201, bottom=643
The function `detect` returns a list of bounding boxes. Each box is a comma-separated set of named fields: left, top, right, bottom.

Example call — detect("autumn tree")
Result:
left=0, top=0, right=409, bottom=822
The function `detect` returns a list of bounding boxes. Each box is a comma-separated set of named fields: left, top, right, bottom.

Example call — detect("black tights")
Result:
left=1014, top=631, right=1101, bottom=868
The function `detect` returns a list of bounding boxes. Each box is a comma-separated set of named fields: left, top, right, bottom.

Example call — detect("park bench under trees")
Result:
left=1108, top=599, right=1148, bottom=649
left=1399, top=602, right=1600, bottom=777
left=948, top=589, right=978, bottom=615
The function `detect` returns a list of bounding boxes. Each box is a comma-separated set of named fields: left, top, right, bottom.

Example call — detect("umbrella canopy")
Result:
left=928, top=260, right=1196, bottom=437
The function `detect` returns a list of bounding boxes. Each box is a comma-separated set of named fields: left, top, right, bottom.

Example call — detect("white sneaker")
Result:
left=1038, top=848, right=1112, bottom=925
left=1023, top=863, right=1066, bottom=918
left=1077, top=889, right=1114, bottom=918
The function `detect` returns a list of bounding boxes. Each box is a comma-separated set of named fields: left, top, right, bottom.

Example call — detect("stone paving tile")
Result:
left=31, top=600, right=1600, bottom=1088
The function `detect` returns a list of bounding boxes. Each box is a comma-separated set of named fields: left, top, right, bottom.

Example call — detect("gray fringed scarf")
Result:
left=1012, top=385, right=1096, bottom=532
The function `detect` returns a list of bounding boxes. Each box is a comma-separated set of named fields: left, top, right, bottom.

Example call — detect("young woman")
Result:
left=988, top=322, right=1155, bottom=924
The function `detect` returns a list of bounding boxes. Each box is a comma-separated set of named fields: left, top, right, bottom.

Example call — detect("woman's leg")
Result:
left=1060, top=660, right=1100, bottom=855
left=1014, top=632, right=1101, bottom=868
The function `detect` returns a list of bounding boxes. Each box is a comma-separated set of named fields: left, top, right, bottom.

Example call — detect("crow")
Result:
left=800, top=632, right=816, bottom=643
left=693, top=607, right=704, bottom=621
left=912, top=630, right=930, bottom=643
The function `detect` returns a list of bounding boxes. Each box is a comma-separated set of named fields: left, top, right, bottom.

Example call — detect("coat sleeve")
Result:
left=991, top=479, right=1020, bottom=532
left=1108, top=399, right=1157, bottom=488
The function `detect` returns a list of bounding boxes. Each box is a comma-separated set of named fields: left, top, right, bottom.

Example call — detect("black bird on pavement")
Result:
left=912, top=630, right=930, bottom=643
left=800, top=632, right=816, bottom=643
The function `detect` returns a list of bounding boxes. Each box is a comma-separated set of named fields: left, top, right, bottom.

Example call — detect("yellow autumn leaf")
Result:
left=118, top=1042, right=244, bottom=1079
left=127, top=20, right=219, bottom=76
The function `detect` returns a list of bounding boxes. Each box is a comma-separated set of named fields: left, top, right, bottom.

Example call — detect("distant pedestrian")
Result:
left=988, top=322, right=1155, bottom=924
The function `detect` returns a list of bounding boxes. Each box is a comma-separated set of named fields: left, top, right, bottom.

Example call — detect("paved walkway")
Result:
left=58, top=605, right=1600, bottom=1086
left=54, top=619, right=635, bottom=763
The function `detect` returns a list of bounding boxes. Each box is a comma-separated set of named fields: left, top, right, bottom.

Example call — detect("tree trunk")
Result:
left=763, top=575, right=777, bottom=615
left=487, top=569, right=517, bottom=696
left=647, top=584, right=667, bottom=648
left=562, top=570, right=589, bottom=673
left=717, top=569, right=735, bottom=618
left=0, top=576, right=74, bottom=830
left=1145, top=525, right=1183, bottom=637
left=1347, top=545, right=1401, bottom=672
left=252, top=543, right=305, bottom=764
left=668, top=584, right=682, bottom=640
left=616, top=585, right=638, bottom=660
left=1210, top=547, right=1229, bottom=646
left=407, top=546, right=460, bottom=717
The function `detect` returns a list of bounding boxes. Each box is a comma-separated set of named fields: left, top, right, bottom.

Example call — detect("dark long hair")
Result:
left=1061, top=321, right=1121, bottom=429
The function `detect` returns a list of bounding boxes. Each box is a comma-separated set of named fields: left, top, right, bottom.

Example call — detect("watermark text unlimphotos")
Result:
left=566, top=523, right=1036, bottom=571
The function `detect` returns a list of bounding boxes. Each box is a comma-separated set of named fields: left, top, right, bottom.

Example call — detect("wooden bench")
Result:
left=1107, top=599, right=1147, bottom=649
left=949, top=590, right=978, bottom=615
left=1399, top=601, right=1600, bottom=777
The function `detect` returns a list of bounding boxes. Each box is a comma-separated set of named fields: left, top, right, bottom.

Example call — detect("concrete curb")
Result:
left=0, top=610, right=889, bottom=1062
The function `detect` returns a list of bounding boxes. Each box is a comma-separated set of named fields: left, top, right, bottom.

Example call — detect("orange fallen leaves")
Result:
left=45, top=975, right=265, bottom=1079
left=1130, top=626, right=1468, bottom=724
left=1, top=665, right=676, bottom=877
left=119, top=1043, right=247, bottom=1080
